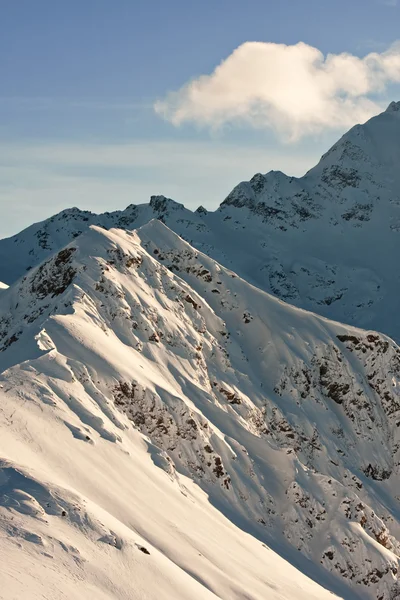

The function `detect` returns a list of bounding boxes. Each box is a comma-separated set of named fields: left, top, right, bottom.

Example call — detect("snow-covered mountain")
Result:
left=2, top=220, right=400, bottom=599
left=0, top=197, right=203, bottom=286
left=210, top=100, right=400, bottom=340
left=2, top=102, right=400, bottom=343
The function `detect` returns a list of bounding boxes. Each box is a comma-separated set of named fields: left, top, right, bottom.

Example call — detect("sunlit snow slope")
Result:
left=1, top=222, right=400, bottom=599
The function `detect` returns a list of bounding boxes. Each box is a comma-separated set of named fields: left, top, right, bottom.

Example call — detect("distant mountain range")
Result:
left=2, top=102, right=400, bottom=342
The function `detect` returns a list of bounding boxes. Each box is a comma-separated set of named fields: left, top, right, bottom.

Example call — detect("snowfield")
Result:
left=1, top=220, right=400, bottom=598
left=1, top=392, right=339, bottom=600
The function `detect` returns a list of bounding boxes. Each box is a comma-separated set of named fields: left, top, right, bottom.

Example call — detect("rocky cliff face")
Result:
left=2, top=220, right=400, bottom=598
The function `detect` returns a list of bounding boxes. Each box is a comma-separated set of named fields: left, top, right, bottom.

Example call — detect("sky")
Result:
left=1, top=0, right=400, bottom=237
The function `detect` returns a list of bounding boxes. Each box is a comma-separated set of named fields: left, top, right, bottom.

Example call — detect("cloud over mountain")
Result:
left=155, top=40, right=400, bottom=140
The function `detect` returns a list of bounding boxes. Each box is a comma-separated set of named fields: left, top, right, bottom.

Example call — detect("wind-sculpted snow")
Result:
left=1, top=222, right=400, bottom=598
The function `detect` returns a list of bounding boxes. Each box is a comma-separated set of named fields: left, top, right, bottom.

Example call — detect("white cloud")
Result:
left=155, top=41, right=400, bottom=140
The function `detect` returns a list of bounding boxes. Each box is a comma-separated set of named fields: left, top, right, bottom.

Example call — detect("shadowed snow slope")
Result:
left=2, top=104, right=400, bottom=342
left=1, top=222, right=400, bottom=598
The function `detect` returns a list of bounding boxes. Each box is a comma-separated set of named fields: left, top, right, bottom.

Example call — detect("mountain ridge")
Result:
left=2, top=102, right=400, bottom=342
left=2, top=220, right=400, bottom=597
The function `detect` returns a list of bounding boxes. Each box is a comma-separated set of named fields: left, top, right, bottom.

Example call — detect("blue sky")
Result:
left=1, top=0, right=399, bottom=237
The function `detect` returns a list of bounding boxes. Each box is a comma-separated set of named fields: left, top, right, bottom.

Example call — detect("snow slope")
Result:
left=0, top=391, right=334, bottom=600
left=2, top=221, right=400, bottom=598
left=2, top=103, right=400, bottom=343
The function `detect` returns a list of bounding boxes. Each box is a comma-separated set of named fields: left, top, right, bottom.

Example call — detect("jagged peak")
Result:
left=149, top=195, right=184, bottom=213
left=249, top=172, right=265, bottom=184
left=195, top=205, right=207, bottom=215
left=55, top=206, right=94, bottom=219
left=385, top=100, right=400, bottom=114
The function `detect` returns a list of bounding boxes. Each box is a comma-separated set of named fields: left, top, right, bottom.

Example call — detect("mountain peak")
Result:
left=195, top=205, right=208, bottom=215
left=385, top=100, right=400, bottom=114
left=149, top=195, right=184, bottom=213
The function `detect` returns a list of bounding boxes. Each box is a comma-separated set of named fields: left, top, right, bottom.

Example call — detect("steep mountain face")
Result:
left=209, top=100, right=400, bottom=339
left=2, top=102, right=400, bottom=343
left=2, top=221, right=400, bottom=599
